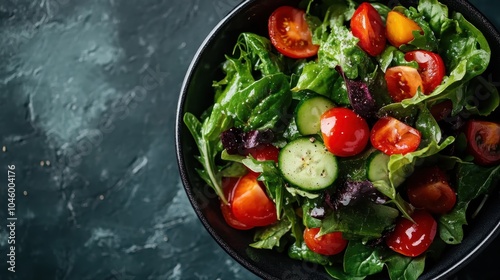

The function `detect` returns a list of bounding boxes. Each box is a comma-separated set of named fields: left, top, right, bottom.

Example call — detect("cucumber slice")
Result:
left=295, top=95, right=335, bottom=136
left=366, top=150, right=390, bottom=182
left=279, top=137, right=338, bottom=191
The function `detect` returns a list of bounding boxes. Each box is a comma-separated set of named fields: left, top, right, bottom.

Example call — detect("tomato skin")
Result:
left=350, top=2, right=386, bottom=56
left=405, top=51, right=445, bottom=94
left=220, top=177, right=254, bottom=230
left=246, top=144, right=280, bottom=163
left=303, top=228, right=348, bottom=256
left=386, top=210, right=437, bottom=257
left=386, top=11, right=422, bottom=47
left=385, top=66, right=424, bottom=102
left=370, top=117, right=421, bottom=155
left=320, top=107, right=370, bottom=157
left=268, top=6, right=319, bottom=58
left=406, top=166, right=456, bottom=214
left=465, top=120, right=500, bottom=166
left=231, top=172, right=277, bottom=227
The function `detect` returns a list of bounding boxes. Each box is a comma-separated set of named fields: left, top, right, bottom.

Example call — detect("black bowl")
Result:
left=176, top=0, right=500, bottom=279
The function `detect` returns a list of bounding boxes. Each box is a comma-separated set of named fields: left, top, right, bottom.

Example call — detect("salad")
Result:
left=183, top=0, right=500, bottom=279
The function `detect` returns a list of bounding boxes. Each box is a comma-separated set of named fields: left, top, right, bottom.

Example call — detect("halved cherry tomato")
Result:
left=370, top=117, right=421, bottom=155
left=385, top=66, right=424, bottom=102
left=268, top=6, right=319, bottom=58
left=246, top=144, right=280, bottom=163
left=386, top=11, right=422, bottom=47
left=465, top=120, right=500, bottom=166
left=303, top=228, right=347, bottom=256
left=350, top=2, right=386, bottom=56
left=406, top=166, right=456, bottom=214
left=220, top=177, right=254, bottom=230
left=405, top=50, right=446, bottom=94
left=386, top=210, right=437, bottom=257
left=231, top=172, right=277, bottom=227
left=320, top=107, right=370, bottom=157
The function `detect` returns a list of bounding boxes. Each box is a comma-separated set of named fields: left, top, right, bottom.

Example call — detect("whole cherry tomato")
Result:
left=304, top=227, right=348, bottom=256
left=465, top=120, right=500, bottom=166
left=320, top=107, right=370, bottom=157
left=406, top=166, right=456, bottom=214
left=350, top=2, right=386, bottom=56
left=386, top=210, right=437, bottom=257
left=370, top=117, right=421, bottom=155
left=268, top=6, right=319, bottom=58
left=405, top=50, right=446, bottom=94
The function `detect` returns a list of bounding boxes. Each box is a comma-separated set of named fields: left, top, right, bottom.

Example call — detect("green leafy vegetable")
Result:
left=250, top=218, right=292, bottom=249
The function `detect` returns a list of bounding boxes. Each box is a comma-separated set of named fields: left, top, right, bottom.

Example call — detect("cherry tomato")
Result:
left=386, top=11, right=422, bottom=47
left=303, top=228, right=348, bottom=256
left=405, top=50, right=446, bottom=94
left=386, top=210, right=437, bottom=257
left=406, top=166, right=456, bottom=214
left=465, top=120, right=500, bottom=166
left=246, top=144, right=280, bottom=163
left=231, top=172, right=277, bottom=227
left=320, top=107, right=370, bottom=157
left=370, top=117, right=421, bottom=155
left=385, top=66, right=424, bottom=102
left=350, top=2, right=386, bottom=56
left=268, top=6, right=319, bottom=58
left=220, top=177, right=254, bottom=230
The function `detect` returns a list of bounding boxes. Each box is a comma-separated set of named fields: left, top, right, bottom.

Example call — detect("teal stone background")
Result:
left=0, top=0, right=498, bottom=279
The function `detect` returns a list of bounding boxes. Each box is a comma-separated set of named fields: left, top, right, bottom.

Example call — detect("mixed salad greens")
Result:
left=183, top=0, right=500, bottom=279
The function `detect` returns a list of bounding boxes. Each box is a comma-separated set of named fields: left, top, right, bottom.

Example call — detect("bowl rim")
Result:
left=175, top=0, right=500, bottom=279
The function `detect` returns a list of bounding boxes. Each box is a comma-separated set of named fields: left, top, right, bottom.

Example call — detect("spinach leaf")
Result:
left=250, top=218, right=292, bottom=249
left=463, top=76, right=500, bottom=116
left=288, top=241, right=332, bottom=266
left=414, top=103, right=441, bottom=147
left=343, top=241, right=385, bottom=277
left=417, top=0, right=450, bottom=37
left=439, top=162, right=500, bottom=244
left=319, top=203, right=399, bottom=241
left=294, top=61, right=339, bottom=97
left=384, top=253, right=426, bottom=280
left=378, top=46, right=419, bottom=73
left=324, top=266, right=366, bottom=280
left=214, top=57, right=254, bottom=105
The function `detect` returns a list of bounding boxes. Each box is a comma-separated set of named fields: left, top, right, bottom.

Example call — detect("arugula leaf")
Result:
left=184, top=113, right=227, bottom=204
left=226, top=73, right=292, bottom=131
left=439, top=162, right=500, bottom=244
left=317, top=24, right=375, bottom=80
left=235, top=33, right=284, bottom=76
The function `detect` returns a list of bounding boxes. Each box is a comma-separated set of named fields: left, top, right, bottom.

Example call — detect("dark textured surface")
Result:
left=0, top=0, right=498, bottom=279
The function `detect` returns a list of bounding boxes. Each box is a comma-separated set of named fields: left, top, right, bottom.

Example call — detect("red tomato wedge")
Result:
left=465, top=120, right=500, bottom=166
left=405, top=50, right=446, bottom=94
left=386, top=210, right=437, bottom=257
left=320, top=107, right=370, bottom=157
left=406, top=166, right=456, bottom=214
left=350, top=2, right=386, bottom=56
left=220, top=177, right=254, bottom=230
left=385, top=66, right=424, bottom=102
left=303, top=228, right=347, bottom=256
left=268, top=6, right=319, bottom=58
left=370, top=117, right=421, bottom=155
left=231, top=172, right=277, bottom=227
